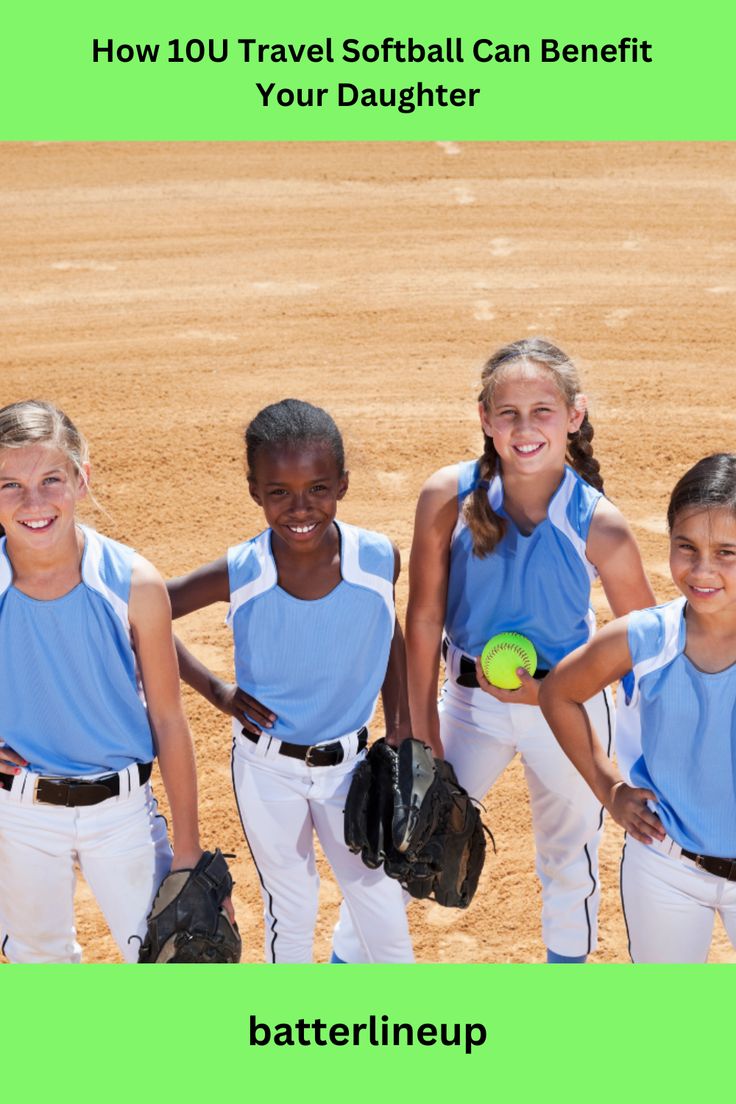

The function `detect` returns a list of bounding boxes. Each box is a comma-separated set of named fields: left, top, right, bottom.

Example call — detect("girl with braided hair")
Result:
left=406, top=338, right=654, bottom=962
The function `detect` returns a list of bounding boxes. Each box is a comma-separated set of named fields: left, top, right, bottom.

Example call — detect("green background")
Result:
left=2, top=0, right=734, bottom=138
left=5, top=965, right=731, bottom=1100
left=2, top=1, right=734, bottom=1099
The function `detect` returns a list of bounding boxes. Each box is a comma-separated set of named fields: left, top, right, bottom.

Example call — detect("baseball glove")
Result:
left=138, top=849, right=242, bottom=963
left=344, top=738, right=492, bottom=909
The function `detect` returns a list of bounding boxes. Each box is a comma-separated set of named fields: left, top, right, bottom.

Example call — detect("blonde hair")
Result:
left=462, top=338, right=603, bottom=557
left=0, top=400, right=89, bottom=474
left=0, top=401, right=91, bottom=536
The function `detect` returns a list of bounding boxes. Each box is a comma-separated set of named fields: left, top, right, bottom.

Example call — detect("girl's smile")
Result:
left=670, top=506, right=736, bottom=614
left=248, top=442, right=348, bottom=552
left=479, top=366, right=585, bottom=475
left=0, top=444, right=88, bottom=553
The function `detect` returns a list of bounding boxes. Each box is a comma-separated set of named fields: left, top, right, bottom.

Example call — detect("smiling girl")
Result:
left=0, top=400, right=201, bottom=963
left=406, top=338, right=654, bottom=962
left=167, top=398, right=414, bottom=963
left=540, top=453, right=736, bottom=962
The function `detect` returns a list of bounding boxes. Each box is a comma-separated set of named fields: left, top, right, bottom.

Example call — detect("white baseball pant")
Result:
left=621, top=835, right=736, bottom=962
left=231, top=724, right=414, bottom=964
left=439, top=644, right=614, bottom=959
left=0, top=766, right=171, bottom=963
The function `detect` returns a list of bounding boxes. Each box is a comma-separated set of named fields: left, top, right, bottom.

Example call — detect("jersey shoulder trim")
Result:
left=547, top=467, right=601, bottom=583
left=457, top=459, right=482, bottom=502
left=226, top=530, right=276, bottom=626
left=623, top=598, right=686, bottom=707
left=80, top=526, right=133, bottom=635
left=338, top=521, right=395, bottom=626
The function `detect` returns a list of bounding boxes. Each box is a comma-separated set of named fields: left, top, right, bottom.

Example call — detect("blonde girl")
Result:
left=0, top=400, right=201, bottom=963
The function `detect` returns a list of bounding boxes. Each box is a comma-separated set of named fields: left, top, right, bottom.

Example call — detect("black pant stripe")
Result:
left=580, top=687, right=613, bottom=954
left=230, top=739, right=279, bottom=963
left=619, top=839, right=634, bottom=962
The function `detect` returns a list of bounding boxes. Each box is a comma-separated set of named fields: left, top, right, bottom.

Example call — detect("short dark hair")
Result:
left=245, top=399, right=345, bottom=478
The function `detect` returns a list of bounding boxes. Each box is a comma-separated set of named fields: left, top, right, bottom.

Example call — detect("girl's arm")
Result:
left=167, top=559, right=276, bottom=735
left=405, top=467, right=458, bottom=758
left=538, top=619, right=664, bottom=844
left=587, top=498, right=656, bottom=616
left=168, top=556, right=230, bottom=616
left=381, top=544, right=412, bottom=747
left=481, top=496, right=657, bottom=707
left=129, top=556, right=201, bottom=871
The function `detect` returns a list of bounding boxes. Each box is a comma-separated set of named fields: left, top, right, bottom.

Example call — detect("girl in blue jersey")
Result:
left=0, top=400, right=202, bottom=963
left=167, top=399, right=414, bottom=964
left=406, top=338, right=654, bottom=962
left=540, top=453, right=736, bottom=963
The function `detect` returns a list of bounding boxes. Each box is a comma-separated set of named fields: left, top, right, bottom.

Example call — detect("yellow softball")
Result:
left=480, top=632, right=537, bottom=690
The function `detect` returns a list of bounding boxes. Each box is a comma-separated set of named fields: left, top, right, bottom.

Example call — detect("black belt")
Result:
left=242, top=727, right=367, bottom=767
left=442, top=639, right=548, bottom=689
left=0, top=761, right=152, bottom=806
left=681, top=848, right=736, bottom=882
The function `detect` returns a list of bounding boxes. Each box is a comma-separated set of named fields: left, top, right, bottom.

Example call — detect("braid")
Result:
left=461, top=434, right=506, bottom=557
left=566, top=412, right=604, bottom=492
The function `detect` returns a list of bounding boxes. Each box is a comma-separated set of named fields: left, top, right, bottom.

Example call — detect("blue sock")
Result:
left=330, top=950, right=347, bottom=964
left=546, top=949, right=587, bottom=964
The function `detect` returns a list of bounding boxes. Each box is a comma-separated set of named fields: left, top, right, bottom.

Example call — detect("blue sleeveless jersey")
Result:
left=0, top=526, right=155, bottom=776
left=445, top=462, right=601, bottom=667
left=226, top=521, right=395, bottom=744
left=618, top=598, right=736, bottom=856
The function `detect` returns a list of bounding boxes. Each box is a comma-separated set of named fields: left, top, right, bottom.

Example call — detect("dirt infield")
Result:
left=2, top=142, right=735, bottom=963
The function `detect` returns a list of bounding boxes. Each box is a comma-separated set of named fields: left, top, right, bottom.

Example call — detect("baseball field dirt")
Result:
left=2, top=141, right=735, bottom=962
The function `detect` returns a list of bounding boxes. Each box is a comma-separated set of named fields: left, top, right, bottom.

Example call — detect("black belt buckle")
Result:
left=34, top=776, right=118, bottom=807
left=305, top=742, right=343, bottom=767
left=241, top=727, right=367, bottom=766
left=30, top=762, right=151, bottom=807
left=683, top=848, right=736, bottom=882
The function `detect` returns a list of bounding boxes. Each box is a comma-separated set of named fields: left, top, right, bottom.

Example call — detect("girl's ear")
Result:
left=248, top=477, right=262, bottom=507
left=77, top=461, right=91, bottom=501
left=336, top=471, right=349, bottom=501
left=568, top=394, right=587, bottom=434
left=478, top=401, right=493, bottom=438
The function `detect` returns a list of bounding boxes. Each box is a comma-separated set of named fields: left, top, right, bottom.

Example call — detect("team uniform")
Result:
left=0, top=526, right=171, bottom=964
left=439, top=462, right=614, bottom=959
left=617, top=597, right=736, bottom=962
left=226, top=519, right=414, bottom=964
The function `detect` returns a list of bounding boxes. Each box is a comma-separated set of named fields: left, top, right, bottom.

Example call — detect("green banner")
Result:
left=3, top=965, right=728, bottom=1100
left=2, top=0, right=734, bottom=138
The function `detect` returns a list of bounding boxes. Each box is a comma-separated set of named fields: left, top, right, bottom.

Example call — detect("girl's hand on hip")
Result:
left=608, top=782, right=665, bottom=844
left=474, top=660, right=541, bottom=705
left=0, top=740, right=28, bottom=773
left=213, top=681, right=276, bottom=735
